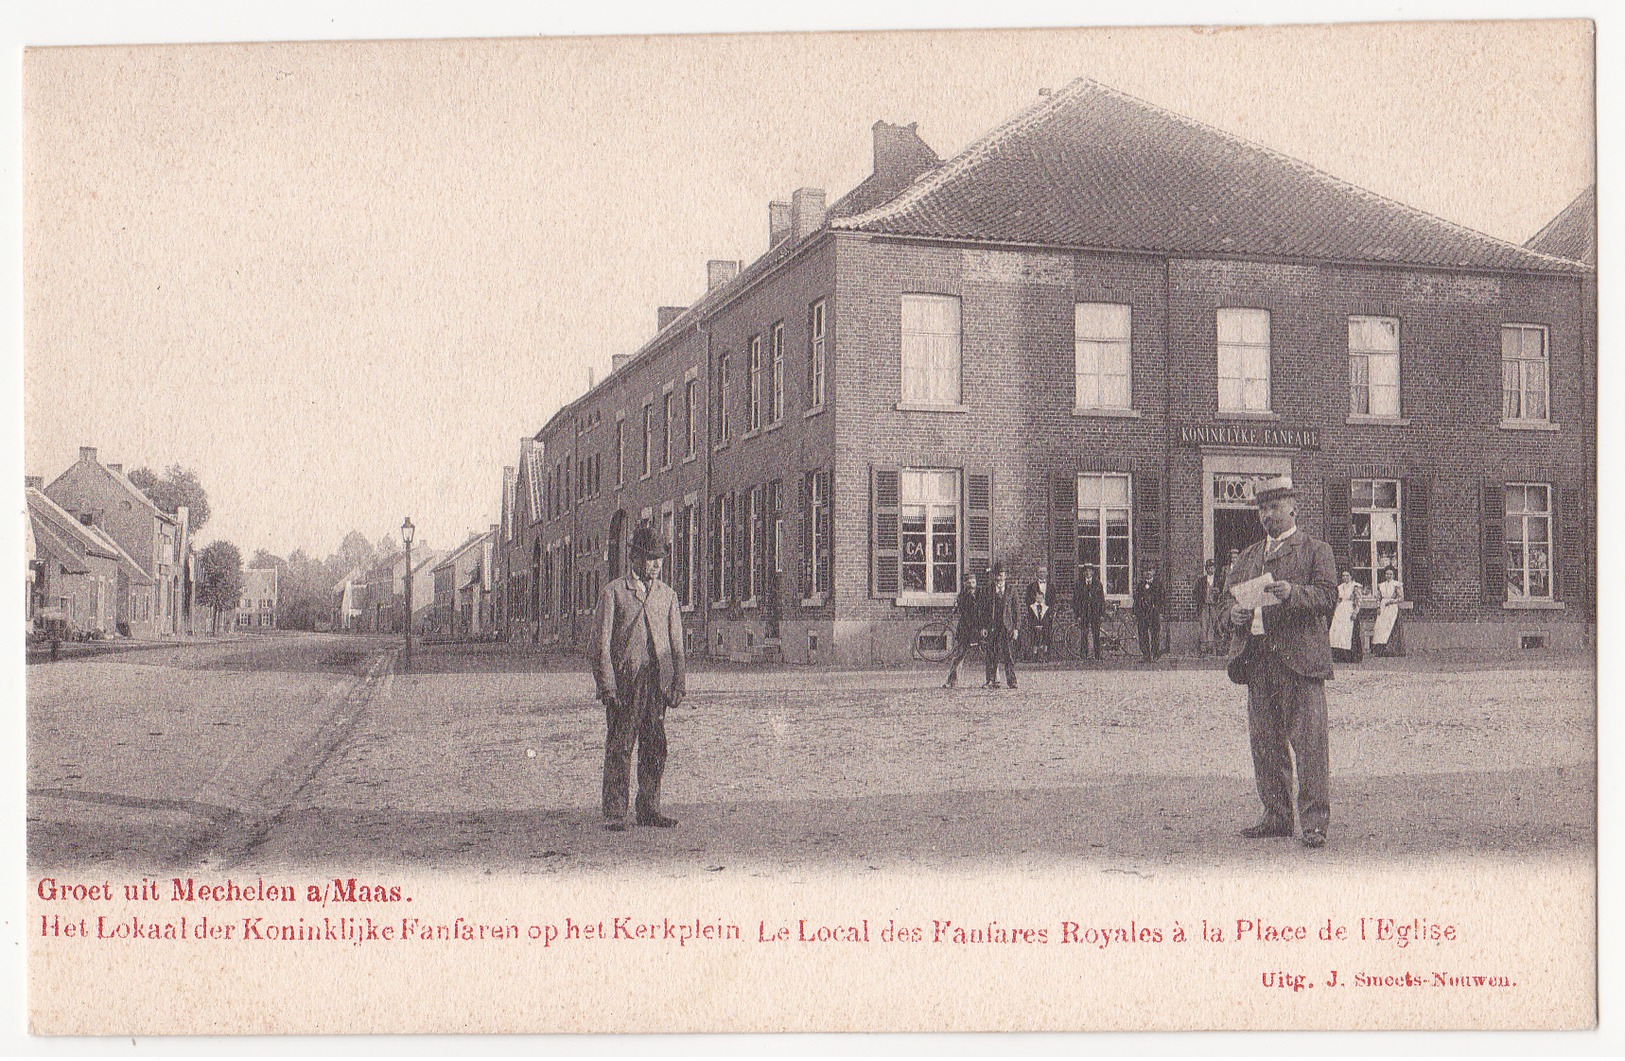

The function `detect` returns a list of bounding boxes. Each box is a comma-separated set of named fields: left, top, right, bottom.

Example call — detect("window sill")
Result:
left=683, top=453, right=699, bottom=465
left=1072, top=406, right=1141, bottom=419
left=800, top=593, right=827, bottom=608
left=896, top=592, right=957, bottom=607
left=894, top=401, right=968, bottom=414
left=1215, top=410, right=1279, bottom=421
left=1499, top=419, right=1560, bottom=432
left=715, top=440, right=730, bottom=452
left=803, top=405, right=826, bottom=420
left=1503, top=599, right=1565, bottom=610
left=681, top=604, right=695, bottom=614
left=742, top=429, right=762, bottom=441
left=1345, top=414, right=1412, bottom=427
left=741, top=599, right=759, bottom=610
left=709, top=601, right=728, bottom=611
left=763, top=421, right=784, bottom=435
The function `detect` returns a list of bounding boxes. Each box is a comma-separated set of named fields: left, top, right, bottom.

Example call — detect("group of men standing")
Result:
left=590, top=476, right=1340, bottom=850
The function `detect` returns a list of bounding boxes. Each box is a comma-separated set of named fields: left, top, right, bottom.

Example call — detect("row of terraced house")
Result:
left=490, top=80, right=1596, bottom=665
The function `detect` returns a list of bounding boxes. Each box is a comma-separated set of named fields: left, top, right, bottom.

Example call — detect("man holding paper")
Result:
left=1219, top=476, right=1339, bottom=849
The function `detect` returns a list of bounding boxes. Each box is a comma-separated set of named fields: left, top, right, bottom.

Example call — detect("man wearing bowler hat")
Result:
left=1218, top=475, right=1339, bottom=849
left=593, top=524, right=687, bottom=831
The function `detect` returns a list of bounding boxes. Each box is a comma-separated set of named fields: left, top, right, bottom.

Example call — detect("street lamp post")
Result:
left=401, top=516, right=415, bottom=673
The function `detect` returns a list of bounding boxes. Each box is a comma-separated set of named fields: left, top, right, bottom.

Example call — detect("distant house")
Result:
left=26, top=483, right=153, bottom=636
left=355, top=545, right=438, bottom=635
left=431, top=530, right=494, bottom=639
left=332, top=566, right=365, bottom=630
left=236, top=567, right=279, bottom=629
left=43, top=446, right=191, bottom=638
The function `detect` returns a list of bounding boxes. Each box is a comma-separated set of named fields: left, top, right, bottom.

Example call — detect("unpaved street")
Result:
left=29, top=634, right=1591, bottom=878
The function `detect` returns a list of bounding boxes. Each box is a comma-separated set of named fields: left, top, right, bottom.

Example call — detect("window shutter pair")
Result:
left=1050, top=472, right=1077, bottom=605
left=1402, top=479, right=1430, bottom=603
left=816, top=470, right=833, bottom=596
left=1481, top=481, right=1505, bottom=604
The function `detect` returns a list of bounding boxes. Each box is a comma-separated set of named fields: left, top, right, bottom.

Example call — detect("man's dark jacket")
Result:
left=1218, top=529, right=1339, bottom=685
left=1073, top=577, right=1106, bottom=621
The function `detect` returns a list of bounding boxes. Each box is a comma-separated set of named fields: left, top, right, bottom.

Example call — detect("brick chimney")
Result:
left=791, top=187, right=827, bottom=242
left=866, top=120, right=941, bottom=202
left=79, top=446, right=97, bottom=464
left=107, top=463, right=122, bottom=474
left=769, top=201, right=792, bottom=247
left=657, top=306, right=686, bottom=331
left=707, top=259, right=741, bottom=291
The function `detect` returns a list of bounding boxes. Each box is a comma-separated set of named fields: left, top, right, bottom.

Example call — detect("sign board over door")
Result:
left=1179, top=424, right=1320, bottom=449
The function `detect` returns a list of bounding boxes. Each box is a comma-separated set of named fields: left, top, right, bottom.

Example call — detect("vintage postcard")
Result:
left=19, top=17, right=1598, bottom=1036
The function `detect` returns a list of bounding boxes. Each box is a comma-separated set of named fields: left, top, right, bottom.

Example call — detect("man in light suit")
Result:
left=1219, top=476, right=1339, bottom=849
left=593, top=524, right=687, bottom=831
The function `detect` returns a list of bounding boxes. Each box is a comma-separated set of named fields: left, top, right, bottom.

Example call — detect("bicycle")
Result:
left=912, top=619, right=957, bottom=663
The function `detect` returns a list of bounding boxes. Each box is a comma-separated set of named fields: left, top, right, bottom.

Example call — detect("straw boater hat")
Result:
left=1252, top=475, right=1297, bottom=506
left=628, top=524, right=668, bottom=560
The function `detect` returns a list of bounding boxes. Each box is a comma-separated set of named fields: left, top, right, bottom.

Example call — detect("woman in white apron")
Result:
left=1330, top=570, right=1364, bottom=663
left=1371, top=564, right=1404, bottom=656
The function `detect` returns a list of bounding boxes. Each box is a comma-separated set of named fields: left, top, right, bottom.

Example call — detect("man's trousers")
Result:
left=984, top=630, right=1017, bottom=686
left=602, top=666, right=668, bottom=823
left=1244, top=646, right=1330, bottom=834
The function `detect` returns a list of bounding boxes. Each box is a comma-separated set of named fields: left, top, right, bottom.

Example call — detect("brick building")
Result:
left=236, top=566, right=279, bottom=629
left=507, top=79, right=1593, bottom=663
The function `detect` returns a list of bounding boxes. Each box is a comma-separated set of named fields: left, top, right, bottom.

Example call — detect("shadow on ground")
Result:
left=33, top=765, right=1590, bottom=876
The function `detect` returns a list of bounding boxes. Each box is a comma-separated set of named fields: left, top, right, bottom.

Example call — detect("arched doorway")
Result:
left=607, top=510, right=627, bottom=580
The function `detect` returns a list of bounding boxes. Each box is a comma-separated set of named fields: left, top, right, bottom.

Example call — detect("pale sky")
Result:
left=21, top=21, right=1594, bottom=562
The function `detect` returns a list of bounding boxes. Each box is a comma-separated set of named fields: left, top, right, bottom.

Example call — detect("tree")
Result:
left=249, top=549, right=286, bottom=571
left=330, top=531, right=375, bottom=580
left=127, top=464, right=212, bottom=532
left=196, top=541, right=244, bottom=635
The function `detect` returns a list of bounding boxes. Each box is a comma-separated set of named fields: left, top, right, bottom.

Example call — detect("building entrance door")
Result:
left=1214, top=507, right=1265, bottom=566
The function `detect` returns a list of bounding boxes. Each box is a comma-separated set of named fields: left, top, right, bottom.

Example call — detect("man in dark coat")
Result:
left=593, top=524, right=687, bottom=831
left=1193, top=560, right=1217, bottom=654
left=942, top=570, right=980, bottom=689
left=1133, top=565, right=1167, bottom=662
left=1073, top=566, right=1107, bottom=659
left=981, top=563, right=1019, bottom=689
left=1219, top=475, right=1339, bottom=849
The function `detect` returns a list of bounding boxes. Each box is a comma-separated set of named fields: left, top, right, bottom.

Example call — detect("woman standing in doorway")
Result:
left=1330, top=570, right=1365, bottom=663
left=1371, top=564, right=1405, bottom=656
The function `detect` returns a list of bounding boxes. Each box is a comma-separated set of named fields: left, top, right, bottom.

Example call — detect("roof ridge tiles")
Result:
left=1081, top=80, right=1584, bottom=271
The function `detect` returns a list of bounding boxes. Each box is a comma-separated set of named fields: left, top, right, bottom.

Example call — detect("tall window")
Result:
left=808, top=299, right=827, bottom=408
left=1505, top=483, right=1552, bottom=600
left=712, top=494, right=731, bottom=601
left=614, top=421, right=624, bottom=487
left=746, top=486, right=763, bottom=601
left=748, top=336, right=763, bottom=431
left=1349, top=316, right=1400, bottom=416
left=1077, top=473, right=1132, bottom=596
left=678, top=502, right=699, bottom=607
left=900, top=294, right=962, bottom=405
left=770, top=323, right=785, bottom=423
left=685, top=379, right=698, bottom=457
left=900, top=469, right=960, bottom=596
left=1074, top=303, right=1132, bottom=410
left=718, top=355, right=731, bottom=443
left=1351, top=479, right=1402, bottom=591
left=641, top=403, right=652, bottom=477
left=661, top=391, right=674, bottom=469
left=811, top=470, right=831, bottom=596
left=1502, top=324, right=1549, bottom=421
left=1217, top=308, right=1271, bottom=412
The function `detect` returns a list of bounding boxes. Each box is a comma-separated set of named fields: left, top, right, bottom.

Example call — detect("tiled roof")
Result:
left=832, top=79, right=1581, bottom=273
left=27, top=489, right=154, bottom=584
left=1525, top=185, right=1595, bottom=266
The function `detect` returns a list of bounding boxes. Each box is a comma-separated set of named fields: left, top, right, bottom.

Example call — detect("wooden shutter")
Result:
left=732, top=490, right=746, bottom=604
left=1325, top=479, right=1351, bottom=573
left=965, top=468, right=993, bottom=577
left=1402, top=479, right=1430, bottom=603
left=817, top=470, right=833, bottom=596
left=1556, top=485, right=1585, bottom=609
left=1136, top=473, right=1162, bottom=571
left=871, top=465, right=901, bottom=597
left=1481, top=480, right=1505, bottom=604
left=1051, top=471, right=1077, bottom=605
left=799, top=473, right=813, bottom=599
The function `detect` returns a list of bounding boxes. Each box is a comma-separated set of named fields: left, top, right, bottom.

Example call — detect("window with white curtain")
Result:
left=1217, top=308, right=1271, bottom=412
left=1501, top=324, right=1550, bottom=422
left=1074, top=303, right=1132, bottom=410
left=1349, top=316, right=1401, bottom=416
left=900, top=294, right=962, bottom=405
